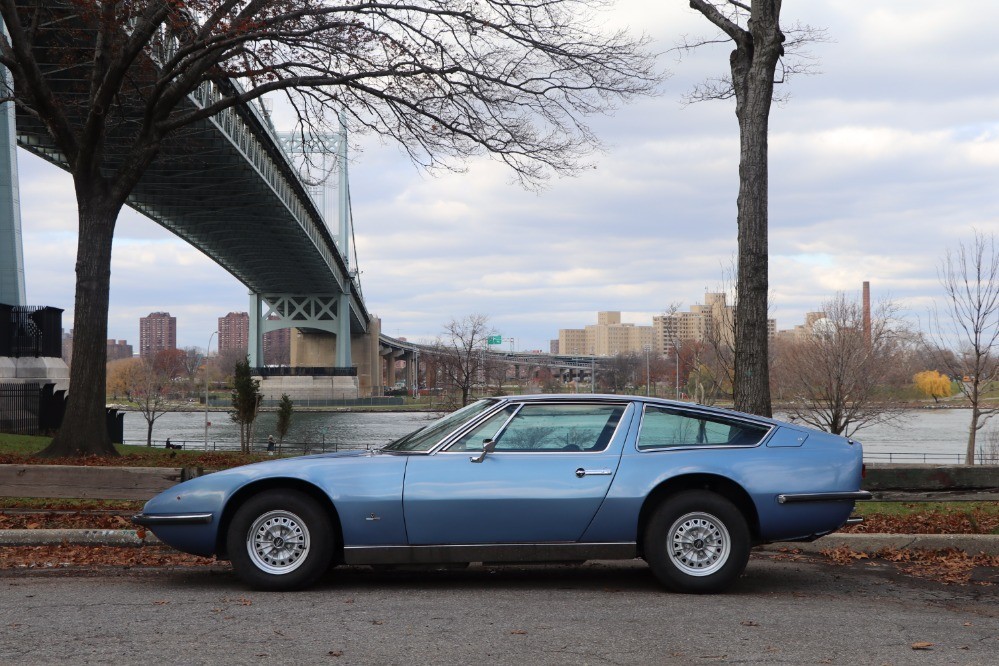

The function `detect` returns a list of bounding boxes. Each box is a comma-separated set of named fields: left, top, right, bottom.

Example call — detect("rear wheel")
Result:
left=227, top=489, right=334, bottom=591
left=644, top=490, right=750, bottom=593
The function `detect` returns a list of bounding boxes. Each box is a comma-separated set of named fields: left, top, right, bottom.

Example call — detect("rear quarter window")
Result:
left=638, top=406, right=769, bottom=450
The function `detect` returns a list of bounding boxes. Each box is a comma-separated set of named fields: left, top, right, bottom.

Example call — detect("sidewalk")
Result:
left=2, top=528, right=998, bottom=555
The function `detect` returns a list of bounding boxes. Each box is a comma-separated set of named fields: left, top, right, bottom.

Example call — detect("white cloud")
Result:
left=11, top=1, right=999, bottom=351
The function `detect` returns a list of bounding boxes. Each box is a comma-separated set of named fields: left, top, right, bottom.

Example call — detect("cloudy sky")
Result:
left=13, top=1, right=999, bottom=352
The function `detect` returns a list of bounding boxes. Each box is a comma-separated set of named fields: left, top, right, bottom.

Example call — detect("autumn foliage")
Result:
left=913, top=370, right=953, bottom=402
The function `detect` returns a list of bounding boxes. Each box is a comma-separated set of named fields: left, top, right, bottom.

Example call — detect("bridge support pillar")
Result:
left=404, top=350, right=420, bottom=393
left=352, top=316, right=382, bottom=397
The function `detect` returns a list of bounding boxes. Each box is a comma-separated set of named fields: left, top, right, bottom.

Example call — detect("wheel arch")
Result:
left=215, top=478, right=344, bottom=561
left=636, top=474, right=761, bottom=557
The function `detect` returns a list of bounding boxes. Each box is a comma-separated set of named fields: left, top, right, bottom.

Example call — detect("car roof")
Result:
left=484, top=394, right=781, bottom=428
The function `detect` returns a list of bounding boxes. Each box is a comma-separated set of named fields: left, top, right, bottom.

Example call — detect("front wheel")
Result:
left=226, top=489, right=335, bottom=591
left=644, top=490, right=750, bottom=594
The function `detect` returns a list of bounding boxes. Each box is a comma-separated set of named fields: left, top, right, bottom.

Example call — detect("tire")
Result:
left=643, top=490, right=750, bottom=594
left=226, top=489, right=335, bottom=591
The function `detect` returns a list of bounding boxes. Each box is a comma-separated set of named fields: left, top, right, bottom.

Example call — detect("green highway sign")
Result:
left=487, top=335, right=503, bottom=345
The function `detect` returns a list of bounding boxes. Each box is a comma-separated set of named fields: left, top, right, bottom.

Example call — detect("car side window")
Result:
left=490, top=403, right=626, bottom=452
left=447, top=405, right=519, bottom=452
left=638, top=406, right=768, bottom=450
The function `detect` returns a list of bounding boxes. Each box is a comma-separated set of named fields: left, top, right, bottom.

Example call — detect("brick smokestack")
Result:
left=862, top=281, right=871, bottom=345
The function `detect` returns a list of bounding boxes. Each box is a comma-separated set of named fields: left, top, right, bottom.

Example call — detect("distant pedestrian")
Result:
left=165, top=438, right=181, bottom=450
left=267, top=435, right=276, bottom=454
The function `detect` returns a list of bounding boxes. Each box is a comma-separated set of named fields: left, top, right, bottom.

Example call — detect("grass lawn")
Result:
left=0, top=433, right=272, bottom=468
left=846, top=501, right=999, bottom=535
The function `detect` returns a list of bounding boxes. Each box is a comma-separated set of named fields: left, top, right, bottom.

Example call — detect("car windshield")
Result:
left=382, top=400, right=498, bottom=452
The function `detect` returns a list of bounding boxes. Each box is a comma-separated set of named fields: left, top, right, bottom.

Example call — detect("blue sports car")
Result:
left=133, top=395, right=870, bottom=593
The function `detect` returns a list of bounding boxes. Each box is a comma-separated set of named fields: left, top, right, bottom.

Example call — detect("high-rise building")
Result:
left=653, top=293, right=775, bottom=353
left=218, top=312, right=250, bottom=354
left=106, top=339, right=133, bottom=361
left=139, top=312, right=176, bottom=359
left=559, top=311, right=654, bottom=357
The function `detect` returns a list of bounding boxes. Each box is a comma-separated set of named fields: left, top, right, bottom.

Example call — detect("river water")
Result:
left=123, top=406, right=989, bottom=463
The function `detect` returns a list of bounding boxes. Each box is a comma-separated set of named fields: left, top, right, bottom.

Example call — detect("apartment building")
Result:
left=139, top=312, right=176, bottom=359
left=559, top=311, right=654, bottom=356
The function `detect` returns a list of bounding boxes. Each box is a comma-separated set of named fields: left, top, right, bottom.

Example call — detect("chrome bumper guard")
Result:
left=132, top=513, right=213, bottom=526
left=777, top=490, right=873, bottom=504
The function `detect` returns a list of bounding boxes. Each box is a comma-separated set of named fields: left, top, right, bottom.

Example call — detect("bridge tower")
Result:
left=0, top=22, right=25, bottom=306
left=250, top=113, right=376, bottom=399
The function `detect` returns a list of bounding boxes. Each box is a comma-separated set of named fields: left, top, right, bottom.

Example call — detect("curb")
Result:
left=0, top=529, right=161, bottom=547
left=763, top=533, right=999, bottom=556
left=1, top=530, right=997, bottom=555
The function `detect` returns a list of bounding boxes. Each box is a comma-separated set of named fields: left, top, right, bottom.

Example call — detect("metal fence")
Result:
left=0, top=304, right=63, bottom=358
left=863, top=452, right=969, bottom=464
left=123, top=438, right=379, bottom=455
left=0, top=381, right=124, bottom=441
left=0, top=382, right=41, bottom=434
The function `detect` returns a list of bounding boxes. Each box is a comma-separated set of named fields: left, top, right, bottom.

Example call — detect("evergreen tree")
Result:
left=230, top=358, right=262, bottom=454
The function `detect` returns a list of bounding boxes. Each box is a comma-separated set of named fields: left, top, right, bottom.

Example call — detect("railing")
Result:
left=124, top=439, right=983, bottom=465
left=256, top=366, right=358, bottom=377
left=0, top=304, right=63, bottom=358
left=863, top=452, right=969, bottom=464
left=123, top=439, right=380, bottom=455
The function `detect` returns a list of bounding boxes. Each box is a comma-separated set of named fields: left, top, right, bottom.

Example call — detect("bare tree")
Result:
left=683, top=1, right=822, bottom=417
left=928, top=231, right=999, bottom=464
left=178, top=346, right=204, bottom=397
left=107, top=355, right=178, bottom=446
left=775, top=293, right=911, bottom=437
left=433, top=315, right=494, bottom=407
left=483, top=354, right=509, bottom=396
left=1, top=1, right=658, bottom=457
left=599, top=353, right=640, bottom=393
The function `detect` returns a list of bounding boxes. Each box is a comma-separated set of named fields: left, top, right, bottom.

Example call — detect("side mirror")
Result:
left=469, top=438, right=497, bottom=463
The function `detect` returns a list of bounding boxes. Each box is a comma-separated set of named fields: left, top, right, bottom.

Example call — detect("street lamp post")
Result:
left=590, top=351, right=595, bottom=393
left=644, top=345, right=651, bottom=396
left=412, top=348, right=420, bottom=399
left=674, top=343, right=680, bottom=400
left=204, top=331, right=218, bottom=451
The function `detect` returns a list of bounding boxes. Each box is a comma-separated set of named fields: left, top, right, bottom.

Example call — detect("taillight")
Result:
left=861, top=463, right=867, bottom=479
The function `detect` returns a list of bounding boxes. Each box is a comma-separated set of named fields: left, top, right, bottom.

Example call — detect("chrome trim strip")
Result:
left=131, top=512, right=214, bottom=526
left=777, top=491, right=873, bottom=504
left=845, top=517, right=865, bottom=525
left=342, top=542, right=637, bottom=565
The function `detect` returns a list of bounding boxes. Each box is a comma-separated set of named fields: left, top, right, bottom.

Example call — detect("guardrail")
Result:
left=863, top=452, right=970, bottom=464
left=123, top=439, right=379, bottom=455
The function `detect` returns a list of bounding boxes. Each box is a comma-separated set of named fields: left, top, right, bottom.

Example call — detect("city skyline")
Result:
left=13, top=1, right=999, bottom=353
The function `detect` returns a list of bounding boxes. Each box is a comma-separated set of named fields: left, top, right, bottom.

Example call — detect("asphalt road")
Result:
left=1, top=554, right=996, bottom=665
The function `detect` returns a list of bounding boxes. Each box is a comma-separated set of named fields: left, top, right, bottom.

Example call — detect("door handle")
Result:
left=575, top=468, right=612, bottom=478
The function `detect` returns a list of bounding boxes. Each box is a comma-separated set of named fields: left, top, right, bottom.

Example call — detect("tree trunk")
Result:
left=967, top=402, right=980, bottom=465
left=37, top=195, right=122, bottom=457
left=730, top=9, right=783, bottom=419
left=146, top=418, right=154, bottom=447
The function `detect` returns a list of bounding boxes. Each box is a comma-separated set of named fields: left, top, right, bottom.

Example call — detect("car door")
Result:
left=403, top=401, right=631, bottom=545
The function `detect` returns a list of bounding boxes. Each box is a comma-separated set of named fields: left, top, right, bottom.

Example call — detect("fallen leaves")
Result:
left=842, top=506, right=999, bottom=535
left=0, top=511, right=135, bottom=530
left=820, top=546, right=999, bottom=585
left=0, top=544, right=218, bottom=569
left=911, top=642, right=934, bottom=650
